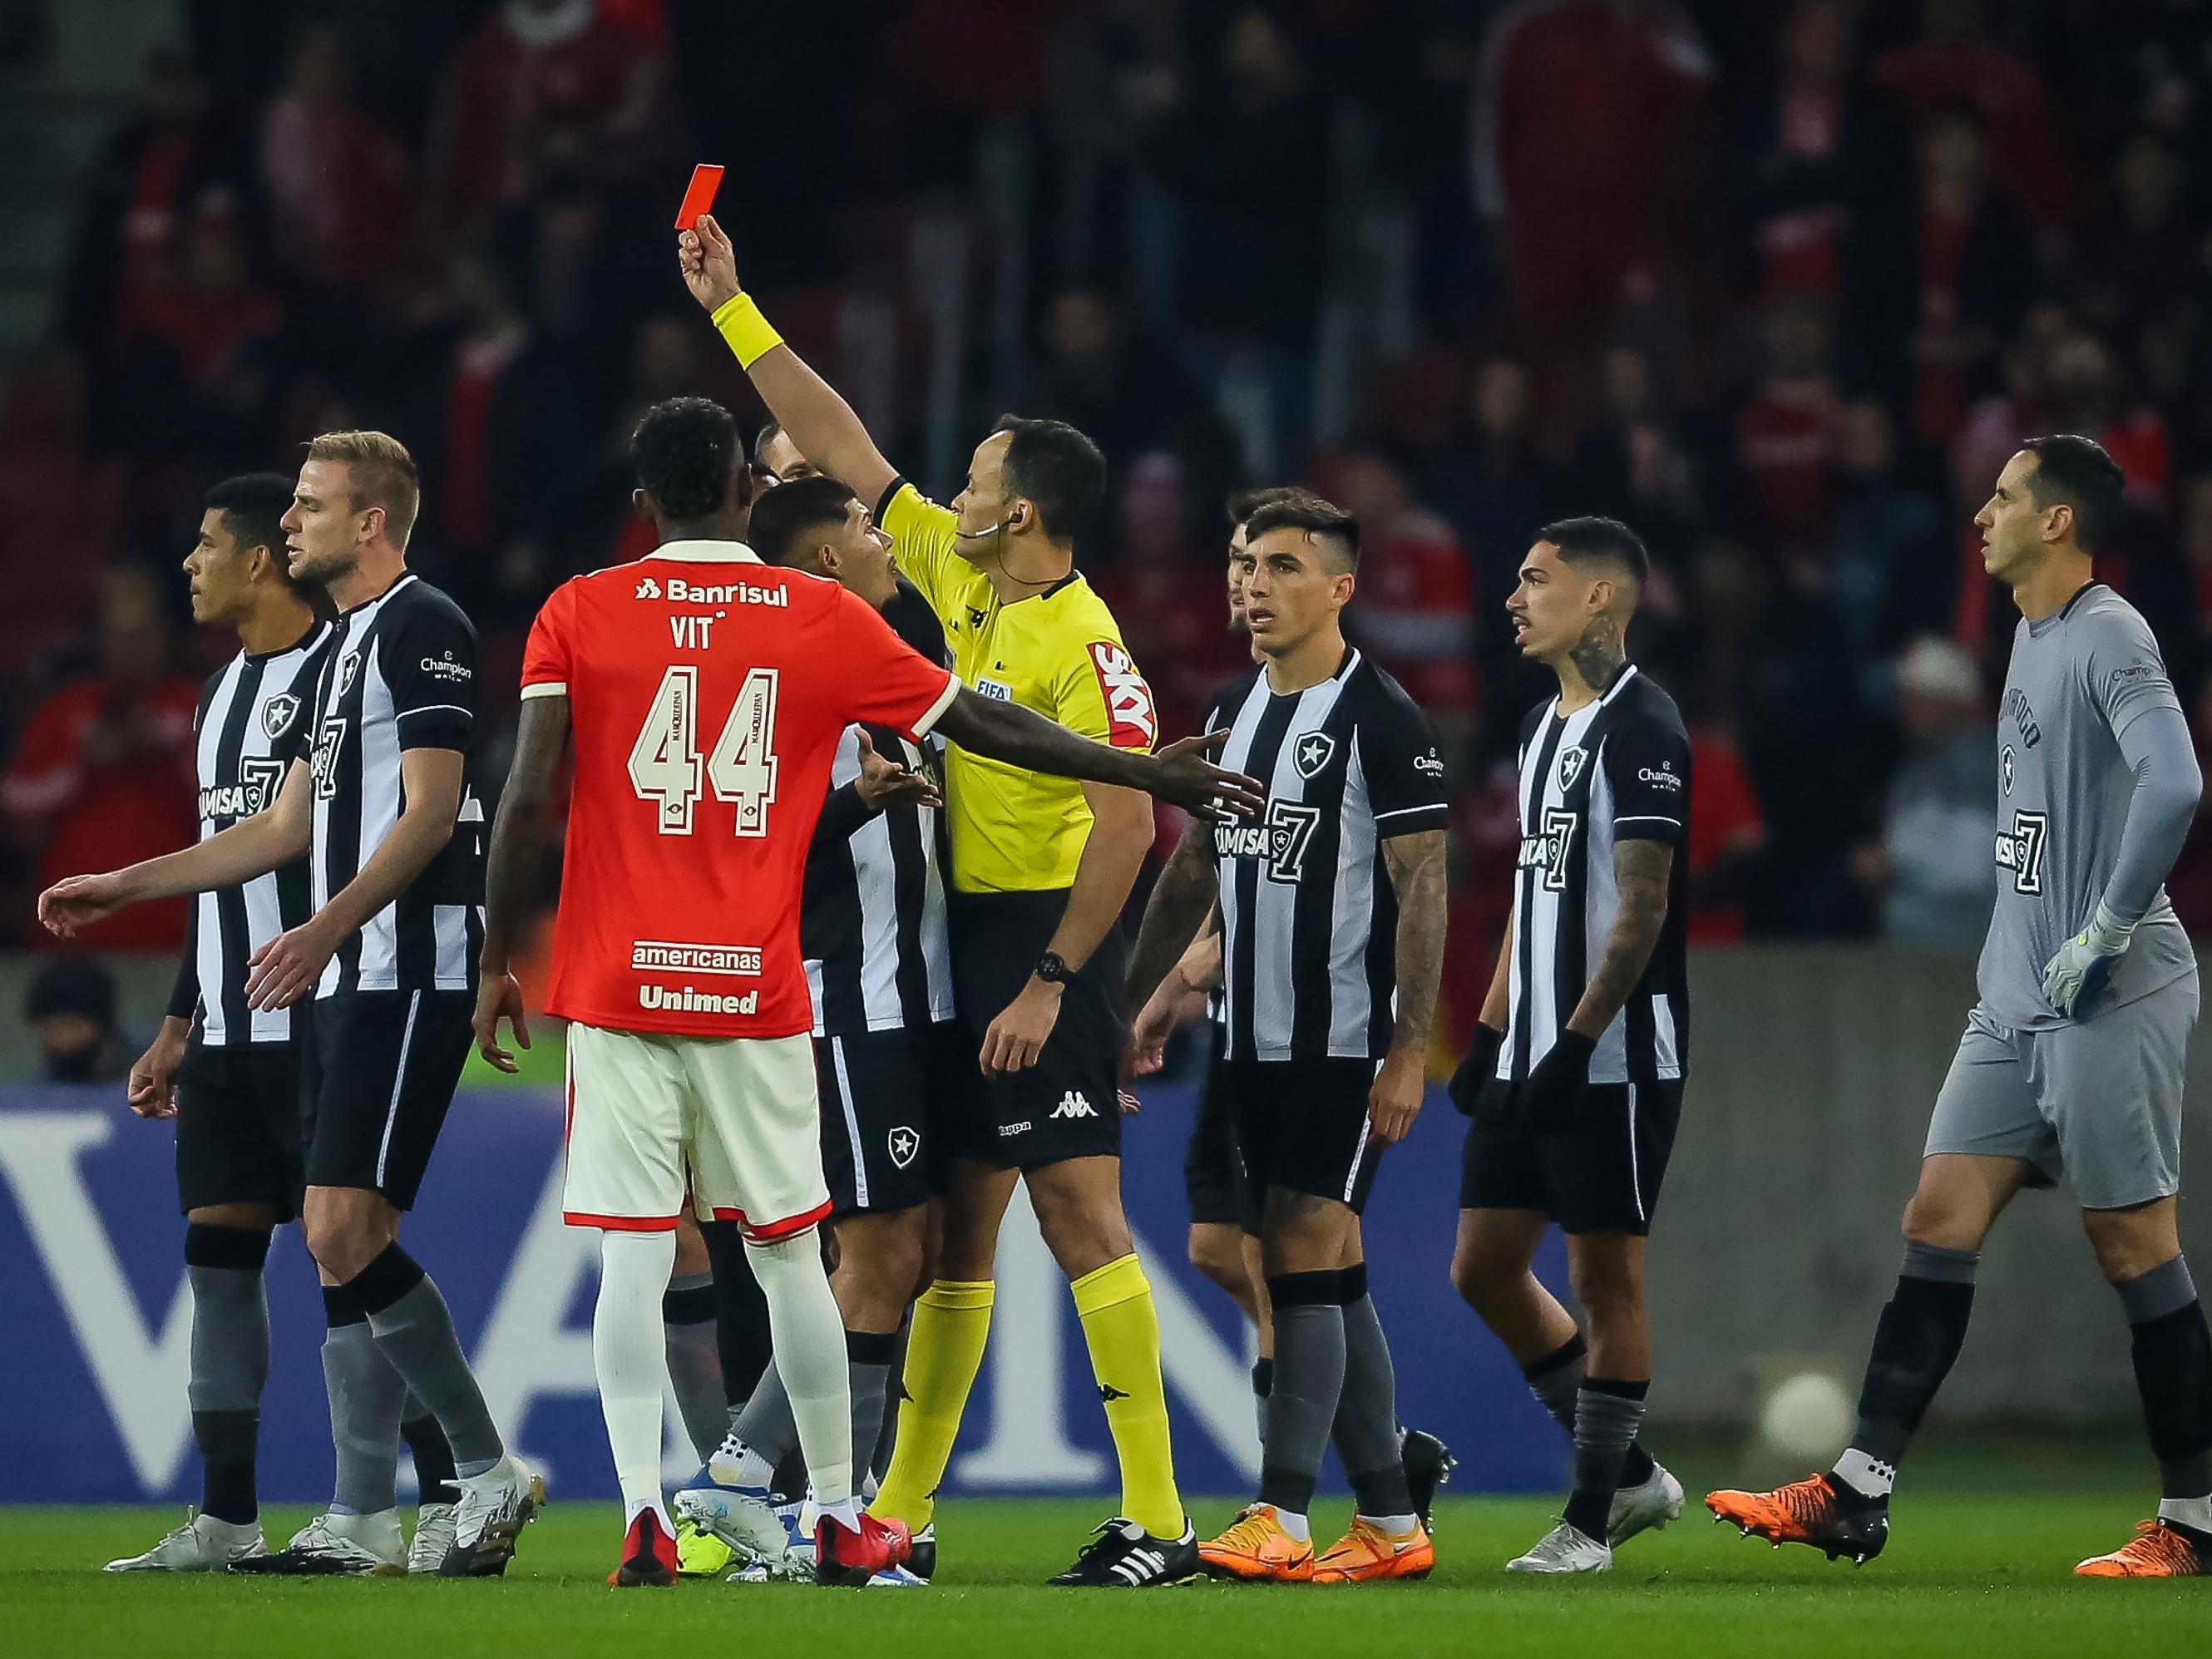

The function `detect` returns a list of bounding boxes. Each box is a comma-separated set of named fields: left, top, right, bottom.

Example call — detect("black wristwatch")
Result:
left=1034, top=951, right=1072, bottom=985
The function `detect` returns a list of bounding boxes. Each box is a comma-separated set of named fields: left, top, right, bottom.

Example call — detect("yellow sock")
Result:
left=1072, top=1254, right=1183, bottom=1540
left=868, top=1279, right=993, bottom=1531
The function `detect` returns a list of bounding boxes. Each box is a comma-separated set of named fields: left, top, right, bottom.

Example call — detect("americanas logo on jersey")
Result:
left=1088, top=641, right=1157, bottom=750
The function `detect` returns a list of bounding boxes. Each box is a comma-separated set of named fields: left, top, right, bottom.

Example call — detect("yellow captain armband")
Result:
left=711, top=291, right=784, bottom=368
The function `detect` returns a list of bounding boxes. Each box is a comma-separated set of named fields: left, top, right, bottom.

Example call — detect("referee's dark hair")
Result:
left=632, top=396, right=742, bottom=520
left=748, top=473, right=857, bottom=566
left=991, top=415, right=1106, bottom=546
left=1244, top=494, right=1360, bottom=571
left=205, top=472, right=320, bottom=603
left=2021, top=433, right=2126, bottom=553
left=1538, top=516, right=1649, bottom=597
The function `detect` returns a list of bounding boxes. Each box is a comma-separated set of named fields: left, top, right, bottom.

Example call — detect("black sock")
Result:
left=2116, top=1258, right=2212, bottom=1500
left=700, top=1219, right=773, bottom=1406
left=194, top=1410, right=259, bottom=1526
left=1841, top=1250, right=1977, bottom=1499
left=402, top=1412, right=462, bottom=1508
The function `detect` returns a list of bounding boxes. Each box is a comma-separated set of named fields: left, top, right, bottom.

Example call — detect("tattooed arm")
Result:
left=1563, top=837, right=1674, bottom=1040
left=1369, top=827, right=1449, bottom=1145
left=1124, top=816, right=1221, bottom=1015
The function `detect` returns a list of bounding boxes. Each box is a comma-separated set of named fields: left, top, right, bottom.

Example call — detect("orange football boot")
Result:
left=2075, top=1520, right=2206, bottom=1578
left=1311, top=1516, right=1434, bottom=1583
left=1705, top=1474, right=1889, bottom=1564
left=1198, top=1505, right=1315, bottom=1582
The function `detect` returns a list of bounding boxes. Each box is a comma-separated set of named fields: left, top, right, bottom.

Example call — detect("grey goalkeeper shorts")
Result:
left=1924, top=970, right=2198, bottom=1210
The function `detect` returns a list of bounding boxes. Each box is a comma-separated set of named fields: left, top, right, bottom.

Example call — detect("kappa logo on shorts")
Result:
left=261, top=692, right=300, bottom=740
left=999, top=1121, right=1032, bottom=1137
left=888, top=1125, right=920, bottom=1168
left=1558, top=745, right=1588, bottom=790
left=1088, top=641, right=1158, bottom=749
left=1292, top=731, right=1336, bottom=780
left=1050, top=1091, right=1097, bottom=1119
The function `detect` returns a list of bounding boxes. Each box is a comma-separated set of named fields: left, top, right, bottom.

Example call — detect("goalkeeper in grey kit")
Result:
left=1710, top=435, right=2212, bottom=1578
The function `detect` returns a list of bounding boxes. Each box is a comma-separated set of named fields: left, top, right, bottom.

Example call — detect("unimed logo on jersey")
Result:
left=638, top=984, right=759, bottom=1015
left=630, top=941, right=762, bottom=976
left=1088, top=642, right=1157, bottom=749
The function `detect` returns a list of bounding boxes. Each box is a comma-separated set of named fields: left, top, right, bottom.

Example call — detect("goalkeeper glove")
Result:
left=1519, top=1029, right=1595, bottom=1131
left=1448, top=1023, right=1505, bottom=1116
left=2042, top=899, right=2135, bottom=1018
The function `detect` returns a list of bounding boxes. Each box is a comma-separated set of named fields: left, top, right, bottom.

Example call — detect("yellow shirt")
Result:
left=879, top=481, right=1157, bottom=893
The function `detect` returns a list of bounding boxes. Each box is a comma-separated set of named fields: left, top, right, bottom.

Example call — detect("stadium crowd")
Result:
left=3, top=0, right=2211, bottom=1038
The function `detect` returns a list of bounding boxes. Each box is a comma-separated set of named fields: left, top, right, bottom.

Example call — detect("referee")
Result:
left=682, top=213, right=1198, bottom=1587
left=41, top=433, right=541, bottom=1578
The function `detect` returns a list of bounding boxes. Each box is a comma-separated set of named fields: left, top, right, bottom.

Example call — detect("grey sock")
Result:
left=1901, top=1240, right=1980, bottom=1285
left=870, top=1316, right=909, bottom=1484
left=323, top=1319, right=406, bottom=1514
left=1334, top=1291, right=1411, bottom=1518
left=846, top=1330, right=896, bottom=1489
left=2117, top=1256, right=2197, bottom=1325
left=1563, top=1380, right=1647, bottom=1540
left=1256, top=1285, right=1346, bottom=1518
left=664, top=1271, right=727, bottom=1464
left=733, top=1364, right=801, bottom=1469
left=188, top=1251, right=270, bottom=1525
left=1524, top=1338, right=1584, bottom=1431
left=363, top=1276, right=503, bottom=1469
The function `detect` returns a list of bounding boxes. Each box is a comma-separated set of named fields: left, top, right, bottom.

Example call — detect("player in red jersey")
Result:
left=474, top=398, right=1259, bottom=1587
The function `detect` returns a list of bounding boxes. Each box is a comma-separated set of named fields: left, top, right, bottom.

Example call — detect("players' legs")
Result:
left=1244, top=1231, right=1274, bottom=1429
left=1247, top=1187, right=1358, bottom=1541
left=1556, top=1231, right=1650, bottom=1543
left=1190, top=1222, right=1258, bottom=1319
left=1026, top=1154, right=1184, bottom=1543
left=184, top=1202, right=280, bottom=1528
left=595, top=1224, right=679, bottom=1535
left=2082, top=1199, right=2212, bottom=1544
left=1451, top=1207, right=1577, bottom=1359
left=664, top=1207, right=726, bottom=1464
left=699, top=1217, right=774, bottom=1420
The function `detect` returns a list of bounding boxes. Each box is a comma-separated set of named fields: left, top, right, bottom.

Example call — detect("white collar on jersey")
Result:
left=646, top=539, right=763, bottom=564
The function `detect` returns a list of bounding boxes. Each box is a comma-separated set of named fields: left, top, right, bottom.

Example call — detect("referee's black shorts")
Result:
left=1222, top=1057, right=1386, bottom=1221
left=946, top=889, right=1123, bottom=1168
left=1183, top=1023, right=1254, bottom=1231
left=175, top=1041, right=304, bottom=1217
left=299, top=989, right=476, bottom=1210
left=1458, top=1076, right=1686, bottom=1236
left=817, top=1020, right=965, bottom=1216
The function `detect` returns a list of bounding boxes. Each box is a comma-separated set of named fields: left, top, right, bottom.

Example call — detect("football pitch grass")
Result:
left=7, top=1484, right=2204, bottom=1659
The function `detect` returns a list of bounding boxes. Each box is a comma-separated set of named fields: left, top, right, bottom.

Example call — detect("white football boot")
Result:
left=1608, top=1461, right=1686, bottom=1547
left=407, top=1501, right=458, bottom=1574
left=1506, top=1520, right=1613, bottom=1574
left=105, top=1508, right=266, bottom=1572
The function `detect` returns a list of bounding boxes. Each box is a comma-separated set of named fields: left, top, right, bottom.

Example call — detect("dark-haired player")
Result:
left=679, top=212, right=1202, bottom=1587
left=105, top=474, right=337, bottom=1573
left=1449, top=516, right=1689, bottom=1575
left=1127, top=496, right=1449, bottom=1584
left=45, top=433, right=541, bottom=1579
left=1711, top=437, right=2212, bottom=1578
left=476, top=396, right=1258, bottom=1585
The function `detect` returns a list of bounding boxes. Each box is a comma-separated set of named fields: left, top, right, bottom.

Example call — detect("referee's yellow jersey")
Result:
left=877, top=479, right=1158, bottom=894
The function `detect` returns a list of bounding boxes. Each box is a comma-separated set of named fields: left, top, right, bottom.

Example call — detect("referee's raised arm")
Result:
left=677, top=214, right=897, bottom=512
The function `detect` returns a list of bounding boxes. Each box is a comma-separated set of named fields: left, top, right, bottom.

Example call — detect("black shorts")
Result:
left=175, top=1041, right=304, bottom=1217
left=1458, top=1077, right=1685, bottom=1236
left=1222, top=1057, right=1386, bottom=1220
left=299, top=990, right=475, bottom=1210
left=1183, top=1025, right=1250, bottom=1229
left=946, top=890, right=1124, bottom=1168
left=817, top=1022, right=965, bottom=1215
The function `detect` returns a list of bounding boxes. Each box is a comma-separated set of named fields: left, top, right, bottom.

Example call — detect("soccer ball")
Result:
left=1758, top=1370, right=1854, bottom=1462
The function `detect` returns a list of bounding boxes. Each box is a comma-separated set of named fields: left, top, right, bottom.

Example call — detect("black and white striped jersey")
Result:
left=166, top=621, right=334, bottom=1044
left=306, top=574, right=485, bottom=998
left=1500, top=664, right=1691, bottom=1087
left=1205, top=647, right=1449, bottom=1063
left=802, top=582, right=955, bottom=1037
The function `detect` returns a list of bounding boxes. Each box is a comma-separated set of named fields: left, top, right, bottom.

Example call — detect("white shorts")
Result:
left=563, top=1022, right=830, bottom=1241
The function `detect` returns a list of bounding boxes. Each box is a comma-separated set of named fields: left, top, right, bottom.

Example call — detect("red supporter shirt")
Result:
left=520, top=541, right=960, bottom=1039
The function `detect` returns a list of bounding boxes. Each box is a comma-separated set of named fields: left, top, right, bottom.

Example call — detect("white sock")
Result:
left=2158, top=1494, right=2212, bottom=1531
left=1359, top=1512, right=1419, bottom=1535
left=706, top=1439, right=776, bottom=1491
left=1265, top=1503, right=1311, bottom=1543
left=819, top=1495, right=863, bottom=1533
left=1830, top=1448, right=1896, bottom=1500
left=625, top=1495, right=674, bottom=1535
left=594, top=1231, right=677, bottom=1524
left=745, top=1229, right=853, bottom=1506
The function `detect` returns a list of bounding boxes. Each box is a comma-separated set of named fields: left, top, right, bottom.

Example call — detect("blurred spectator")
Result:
left=426, top=0, right=669, bottom=239
left=2, top=566, right=199, bottom=951
left=1830, top=397, right=1949, bottom=657
left=1454, top=358, right=1556, bottom=761
left=1471, top=0, right=1713, bottom=416
left=1736, top=292, right=1840, bottom=559
left=1854, top=636, right=1996, bottom=950
left=23, top=956, right=129, bottom=1084
left=259, top=24, right=414, bottom=299
left=1683, top=715, right=1766, bottom=944
left=1564, top=345, right=1705, bottom=565
left=1873, top=0, right=2070, bottom=230
left=1331, top=444, right=1477, bottom=753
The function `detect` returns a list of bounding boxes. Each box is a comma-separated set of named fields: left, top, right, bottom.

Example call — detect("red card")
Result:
left=674, top=164, right=724, bottom=232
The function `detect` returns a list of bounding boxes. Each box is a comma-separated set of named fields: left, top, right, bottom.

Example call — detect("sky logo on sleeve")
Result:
left=1088, top=641, right=1157, bottom=750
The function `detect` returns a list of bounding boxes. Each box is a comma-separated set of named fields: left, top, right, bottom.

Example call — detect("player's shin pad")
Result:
left=869, top=1281, right=994, bottom=1530
left=1074, top=1255, right=1183, bottom=1540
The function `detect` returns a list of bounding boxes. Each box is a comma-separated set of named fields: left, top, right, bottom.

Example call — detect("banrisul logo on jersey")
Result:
left=1088, top=641, right=1157, bottom=749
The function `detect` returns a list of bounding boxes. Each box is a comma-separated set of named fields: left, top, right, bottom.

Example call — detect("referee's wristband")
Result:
left=712, top=292, right=783, bottom=368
